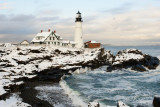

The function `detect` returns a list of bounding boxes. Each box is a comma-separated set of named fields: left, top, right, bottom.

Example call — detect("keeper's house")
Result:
left=31, top=29, right=76, bottom=48
left=84, top=41, right=101, bottom=48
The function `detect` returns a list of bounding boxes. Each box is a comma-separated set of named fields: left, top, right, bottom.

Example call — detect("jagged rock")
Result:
left=54, top=49, right=61, bottom=54
left=143, top=55, right=159, bottom=69
left=88, top=101, right=100, bottom=107
left=131, top=64, right=146, bottom=72
left=82, top=48, right=113, bottom=68
left=97, top=48, right=113, bottom=64
left=107, top=49, right=159, bottom=72
left=153, top=96, right=160, bottom=107
left=117, top=101, right=129, bottom=107
left=136, top=106, right=145, bottom=107
left=29, top=49, right=41, bottom=53
left=75, top=50, right=81, bottom=54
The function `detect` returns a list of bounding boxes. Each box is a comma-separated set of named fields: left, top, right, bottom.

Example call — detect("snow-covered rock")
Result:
left=107, top=49, right=159, bottom=72
left=0, top=46, right=110, bottom=97
left=0, top=46, right=112, bottom=106
left=117, top=101, right=129, bottom=107
left=113, top=49, right=144, bottom=65
left=88, top=101, right=100, bottom=107
left=0, top=43, right=15, bottom=47
left=0, top=93, right=31, bottom=107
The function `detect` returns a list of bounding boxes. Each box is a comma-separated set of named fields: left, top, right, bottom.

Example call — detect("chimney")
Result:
left=41, top=30, right=43, bottom=33
left=48, top=29, right=50, bottom=32
left=54, top=30, right=56, bottom=33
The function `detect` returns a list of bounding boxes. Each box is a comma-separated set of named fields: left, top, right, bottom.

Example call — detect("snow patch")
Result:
left=0, top=93, right=31, bottom=107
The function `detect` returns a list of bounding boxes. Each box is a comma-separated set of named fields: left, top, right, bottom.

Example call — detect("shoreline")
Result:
left=19, top=68, right=77, bottom=107
left=0, top=46, right=109, bottom=107
left=20, top=66, right=103, bottom=107
left=0, top=68, right=77, bottom=107
left=0, top=46, right=159, bottom=107
left=18, top=67, right=93, bottom=107
left=1, top=66, right=103, bottom=107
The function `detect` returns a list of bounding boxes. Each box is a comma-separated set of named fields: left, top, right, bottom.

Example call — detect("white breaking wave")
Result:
left=156, top=65, right=160, bottom=70
left=35, top=84, right=75, bottom=107
left=72, top=67, right=91, bottom=74
left=88, top=70, right=106, bottom=74
left=60, top=74, right=116, bottom=107
left=59, top=79, right=88, bottom=107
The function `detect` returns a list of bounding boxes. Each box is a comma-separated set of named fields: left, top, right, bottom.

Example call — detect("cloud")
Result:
left=83, top=7, right=160, bottom=45
left=10, top=15, right=35, bottom=22
left=0, top=34, right=34, bottom=43
left=0, top=6, right=160, bottom=46
left=0, top=12, right=74, bottom=43
left=0, top=14, right=37, bottom=35
left=37, top=16, right=60, bottom=22
left=104, top=2, right=134, bottom=14
left=37, top=9, right=62, bottom=16
left=0, top=3, right=12, bottom=10
left=0, top=14, right=7, bottom=21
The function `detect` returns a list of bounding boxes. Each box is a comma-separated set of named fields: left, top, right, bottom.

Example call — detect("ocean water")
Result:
left=36, top=46, right=160, bottom=107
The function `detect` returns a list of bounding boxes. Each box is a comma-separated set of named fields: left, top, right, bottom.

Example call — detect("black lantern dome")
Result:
left=75, top=11, right=82, bottom=22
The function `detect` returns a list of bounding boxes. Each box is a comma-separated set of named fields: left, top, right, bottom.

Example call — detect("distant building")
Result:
left=1, top=43, right=13, bottom=47
left=84, top=41, right=101, bottom=48
left=0, top=43, right=4, bottom=47
left=31, top=29, right=76, bottom=48
left=20, top=40, right=30, bottom=45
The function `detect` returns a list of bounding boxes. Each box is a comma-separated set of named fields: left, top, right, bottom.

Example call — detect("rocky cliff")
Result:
left=107, top=49, right=159, bottom=72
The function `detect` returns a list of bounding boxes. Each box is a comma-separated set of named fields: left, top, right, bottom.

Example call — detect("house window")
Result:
left=37, top=37, right=41, bottom=40
left=53, top=37, right=54, bottom=40
left=48, top=42, right=50, bottom=44
left=54, top=42, right=56, bottom=45
left=50, top=37, right=52, bottom=40
left=72, top=44, right=75, bottom=47
left=58, top=42, right=60, bottom=45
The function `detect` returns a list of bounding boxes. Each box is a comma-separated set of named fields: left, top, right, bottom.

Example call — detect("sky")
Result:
left=0, top=0, right=160, bottom=46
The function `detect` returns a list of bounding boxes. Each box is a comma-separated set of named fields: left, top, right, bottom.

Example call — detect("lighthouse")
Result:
left=74, top=11, right=84, bottom=48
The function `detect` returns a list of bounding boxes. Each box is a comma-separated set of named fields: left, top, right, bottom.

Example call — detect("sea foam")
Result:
left=59, top=79, right=88, bottom=107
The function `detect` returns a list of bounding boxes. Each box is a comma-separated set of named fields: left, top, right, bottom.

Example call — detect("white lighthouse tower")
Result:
left=74, top=11, right=84, bottom=48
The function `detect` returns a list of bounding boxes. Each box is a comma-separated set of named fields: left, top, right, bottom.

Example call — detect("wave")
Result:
left=59, top=79, right=88, bottom=107
left=35, top=84, right=75, bottom=107
left=72, top=67, right=91, bottom=74
left=60, top=79, right=117, bottom=107
left=60, top=75, right=117, bottom=107
left=59, top=64, right=160, bottom=107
